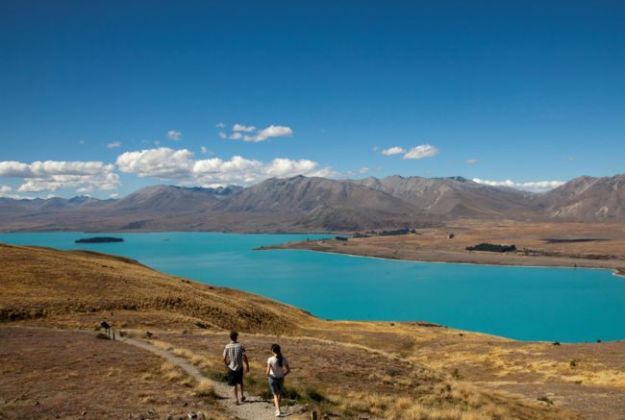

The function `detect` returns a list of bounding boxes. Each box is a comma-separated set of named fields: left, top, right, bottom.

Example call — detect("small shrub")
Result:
left=305, top=388, right=326, bottom=403
left=95, top=332, right=110, bottom=340
left=194, top=380, right=216, bottom=398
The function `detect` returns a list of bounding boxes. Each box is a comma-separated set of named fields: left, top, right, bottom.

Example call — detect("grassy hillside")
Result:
left=3, top=243, right=625, bottom=418
left=0, top=243, right=313, bottom=333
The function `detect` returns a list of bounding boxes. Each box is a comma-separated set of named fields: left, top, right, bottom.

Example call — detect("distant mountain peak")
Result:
left=2, top=173, right=625, bottom=231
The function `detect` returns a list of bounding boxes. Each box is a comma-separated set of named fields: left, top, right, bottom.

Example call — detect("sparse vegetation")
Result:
left=2, top=243, right=624, bottom=418
left=194, top=380, right=216, bottom=398
left=466, top=243, right=517, bottom=253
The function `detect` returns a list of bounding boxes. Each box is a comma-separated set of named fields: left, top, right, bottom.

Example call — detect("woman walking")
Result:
left=266, top=343, right=290, bottom=417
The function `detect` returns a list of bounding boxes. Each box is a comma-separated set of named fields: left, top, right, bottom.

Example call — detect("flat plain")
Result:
left=270, top=220, right=625, bottom=275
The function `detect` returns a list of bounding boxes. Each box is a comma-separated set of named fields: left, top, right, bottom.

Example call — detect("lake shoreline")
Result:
left=262, top=239, right=625, bottom=276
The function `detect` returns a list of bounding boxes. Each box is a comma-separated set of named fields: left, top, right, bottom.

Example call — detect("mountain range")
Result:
left=1, top=174, right=624, bottom=232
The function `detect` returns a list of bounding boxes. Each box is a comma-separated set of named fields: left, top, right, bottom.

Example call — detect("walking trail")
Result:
left=122, top=337, right=305, bottom=420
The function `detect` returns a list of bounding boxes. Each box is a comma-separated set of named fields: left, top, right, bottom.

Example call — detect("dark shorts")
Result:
left=227, top=368, right=244, bottom=386
left=268, top=376, right=284, bottom=395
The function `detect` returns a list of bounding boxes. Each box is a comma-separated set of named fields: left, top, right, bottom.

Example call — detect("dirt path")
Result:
left=122, top=337, right=304, bottom=419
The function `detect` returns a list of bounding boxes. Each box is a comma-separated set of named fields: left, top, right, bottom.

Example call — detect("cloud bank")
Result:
left=116, top=147, right=333, bottom=186
left=0, top=160, right=120, bottom=193
left=472, top=178, right=565, bottom=193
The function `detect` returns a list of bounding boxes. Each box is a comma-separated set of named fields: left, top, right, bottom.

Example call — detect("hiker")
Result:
left=223, top=331, right=249, bottom=404
left=266, top=343, right=290, bottom=417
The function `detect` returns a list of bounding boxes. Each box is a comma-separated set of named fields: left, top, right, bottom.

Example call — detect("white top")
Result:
left=267, top=355, right=289, bottom=378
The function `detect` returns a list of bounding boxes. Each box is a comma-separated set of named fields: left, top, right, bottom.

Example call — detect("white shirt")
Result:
left=267, top=355, right=288, bottom=378
left=223, top=341, right=246, bottom=371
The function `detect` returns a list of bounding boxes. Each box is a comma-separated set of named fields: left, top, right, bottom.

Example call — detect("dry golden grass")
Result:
left=160, top=361, right=186, bottom=382
left=0, top=327, right=226, bottom=419
left=277, top=219, right=625, bottom=272
left=194, top=380, right=216, bottom=398
left=0, top=242, right=316, bottom=333
left=2, top=242, right=625, bottom=418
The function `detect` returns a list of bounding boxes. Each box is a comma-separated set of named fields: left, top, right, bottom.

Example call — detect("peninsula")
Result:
left=264, top=220, right=625, bottom=276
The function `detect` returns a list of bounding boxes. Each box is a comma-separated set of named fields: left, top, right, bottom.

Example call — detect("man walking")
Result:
left=223, top=331, right=250, bottom=404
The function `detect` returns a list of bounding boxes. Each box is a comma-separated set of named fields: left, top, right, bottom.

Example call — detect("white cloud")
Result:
left=359, top=167, right=370, bottom=174
left=243, top=125, right=293, bottom=142
left=372, top=145, right=379, bottom=152
left=216, top=122, right=225, bottom=128
left=200, top=146, right=211, bottom=154
left=466, top=158, right=479, bottom=165
left=116, top=148, right=194, bottom=179
left=0, top=161, right=31, bottom=177
left=403, top=144, right=439, bottom=160
left=167, top=130, right=182, bottom=141
left=109, top=192, right=120, bottom=199
left=107, top=141, right=122, bottom=149
left=472, top=178, right=565, bottom=193
left=0, top=160, right=120, bottom=193
left=0, top=185, right=12, bottom=196
left=219, top=123, right=294, bottom=143
left=116, top=147, right=333, bottom=186
left=233, top=123, right=256, bottom=133
left=381, top=146, right=405, bottom=156
left=380, top=144, right=439, bottom=159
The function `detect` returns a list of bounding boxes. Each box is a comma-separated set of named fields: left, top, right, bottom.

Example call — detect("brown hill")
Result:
left=0, top=243, right=310, bottom=333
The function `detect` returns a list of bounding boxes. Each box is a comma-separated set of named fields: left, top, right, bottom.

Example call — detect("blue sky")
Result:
left=1, top=0, right=624, bottom=198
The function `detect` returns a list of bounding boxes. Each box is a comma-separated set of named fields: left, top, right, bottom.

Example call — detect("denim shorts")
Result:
left=268, top=376, right=284, bottom=395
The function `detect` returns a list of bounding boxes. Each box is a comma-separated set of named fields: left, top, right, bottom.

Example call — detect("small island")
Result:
left=75, top=237, right=124, bottom=244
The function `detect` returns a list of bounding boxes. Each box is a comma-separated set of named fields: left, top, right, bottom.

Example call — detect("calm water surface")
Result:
left=2, top=232, right=624, bottom=343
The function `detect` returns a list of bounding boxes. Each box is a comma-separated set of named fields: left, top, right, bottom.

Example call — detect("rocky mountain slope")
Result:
left=533, top=174, right=625, bottom=221
left=1, top=174, right=623, bottom=232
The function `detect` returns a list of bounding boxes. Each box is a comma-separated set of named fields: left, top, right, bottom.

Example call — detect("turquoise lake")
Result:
left=2, top=232, right=624, bottom=343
